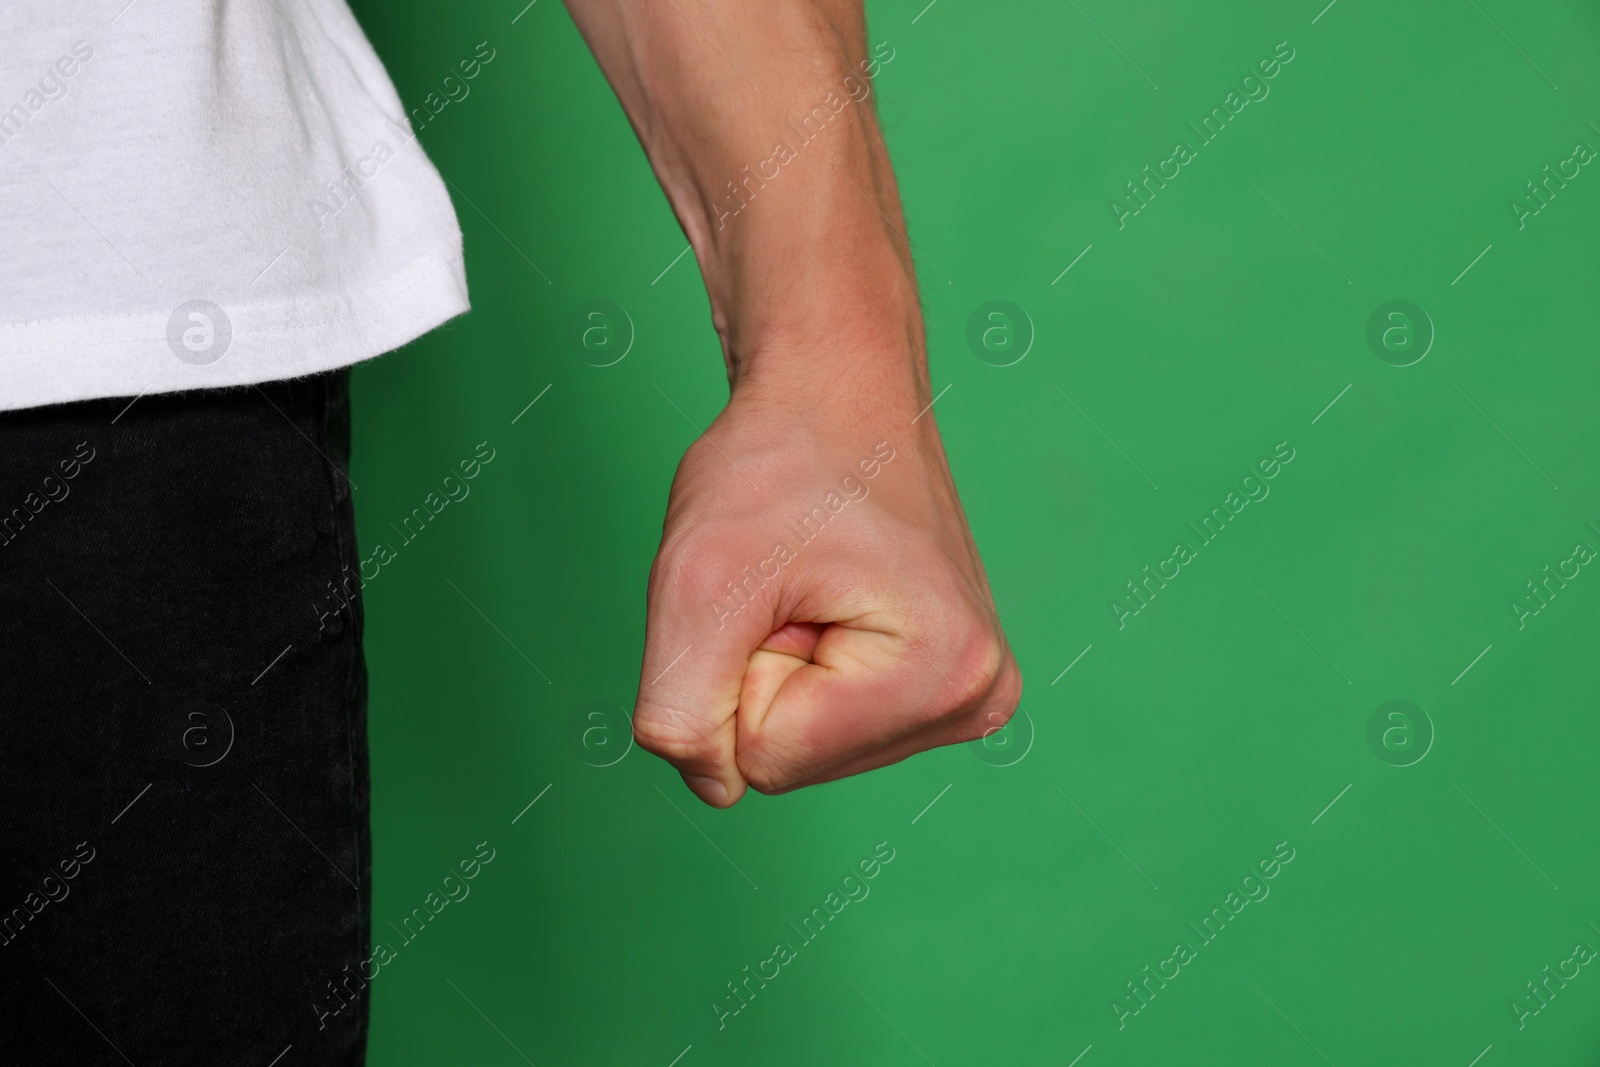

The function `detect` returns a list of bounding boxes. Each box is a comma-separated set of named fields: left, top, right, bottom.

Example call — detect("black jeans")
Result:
left=0, top=373, right=371, bottom=1065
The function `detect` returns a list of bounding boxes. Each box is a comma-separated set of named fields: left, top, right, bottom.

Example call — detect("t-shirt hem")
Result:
left=0, top=244, right=471, bottom=414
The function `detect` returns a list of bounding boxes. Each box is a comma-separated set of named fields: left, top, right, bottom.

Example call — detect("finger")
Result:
left=736, top=613, right=1011, bottom=792
left=776, top=657, right=1022, bottom=792
left=778, top=717, right=974, bottom=792
left=737, top=622, right=826, bottom=722
left=633, top=553, right=780, bottom=808
left=759, top=621, right=826, bottom=659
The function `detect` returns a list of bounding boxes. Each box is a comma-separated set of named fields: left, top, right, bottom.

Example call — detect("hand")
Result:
left=632, top=371, right=1022, bottom=807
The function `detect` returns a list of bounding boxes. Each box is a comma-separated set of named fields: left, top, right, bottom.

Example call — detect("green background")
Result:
left=346, top=0, right=1600, bottom=1063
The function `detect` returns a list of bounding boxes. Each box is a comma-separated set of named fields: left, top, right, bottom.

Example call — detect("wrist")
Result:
left=715, top=248, right=928, bottom=400
left=723, top=350, right=934, bottom=472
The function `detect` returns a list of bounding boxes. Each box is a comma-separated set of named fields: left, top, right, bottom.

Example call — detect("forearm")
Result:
left=563, top=0, right=926, bottom=411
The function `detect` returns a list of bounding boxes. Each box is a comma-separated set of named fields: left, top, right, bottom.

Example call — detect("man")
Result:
left=0, top=0, right=1020, bottom=1061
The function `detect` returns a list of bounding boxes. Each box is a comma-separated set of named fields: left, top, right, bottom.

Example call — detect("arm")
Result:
left=565, top=0, right=1021, bottom=806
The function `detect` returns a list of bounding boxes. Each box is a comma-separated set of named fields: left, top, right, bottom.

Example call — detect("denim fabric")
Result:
left=0, top=372, right=370, bottom=1065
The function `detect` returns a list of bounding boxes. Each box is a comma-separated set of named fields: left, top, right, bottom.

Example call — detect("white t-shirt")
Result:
left=0, top=0, right=470, bottom=413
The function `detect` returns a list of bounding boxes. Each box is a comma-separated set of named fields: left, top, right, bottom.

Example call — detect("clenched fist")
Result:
left=633, top=380, right=1022, bottom=807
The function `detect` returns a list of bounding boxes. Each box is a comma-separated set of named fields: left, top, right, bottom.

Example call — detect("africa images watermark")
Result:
left=0, top=840, right=96, bottom=949
left=306, top=41, right=498, bottom=231
left=710, top=441, right=897, bottom=630
left=1509, top=531, right=1595, bottom=631
left=1110, top=40, right=1297, bottom=230
left=0, top=440, right=96, bottom=549
left=711, top=840, right=897, bottom=1030
left=1110, top=440, right=1297, bottom=629
left=311, top=441, right=497, bottom=632
left=712, top=40, right=897, bottom=229
left=311, top=840, right=497, bottom=1030
left=1510, top=926, right=1598, bottom=1031
left=1111, top=839, right=1297, bottom=1029
left=1509, top=128, right=1596, bottom=231
left=0, top=39, right=95, bottom=147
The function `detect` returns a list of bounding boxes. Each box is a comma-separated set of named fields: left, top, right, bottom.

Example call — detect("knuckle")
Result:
left=953, top=656, right=1022, bottom=744
left=943, top=626, right=1008, bottom=712
left=991, top=655, right=1024, bottom=716
left=651, top=531, right=764, bottom=621
left=957, top=711, right=1000, bottom=745
left=735, top=743, right=801, bottom=796
left=650, top=535, right=725, bottom=600
left=739, top=761, right=790, bottom=797
left=965, top=704, right=1012, bottom=745
left=631, top=704, right=714, bottom=765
